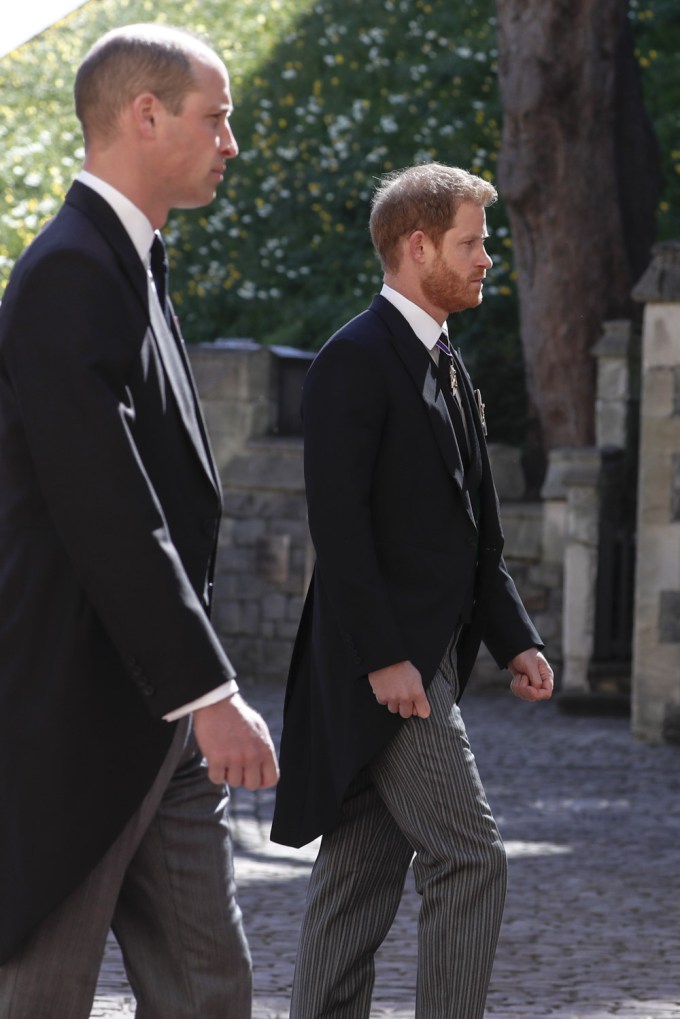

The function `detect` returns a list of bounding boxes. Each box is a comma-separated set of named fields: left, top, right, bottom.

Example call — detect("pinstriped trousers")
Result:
left=0, top=718, right=252, bottom=1019
left=289, top=644, right=507, bottom=1019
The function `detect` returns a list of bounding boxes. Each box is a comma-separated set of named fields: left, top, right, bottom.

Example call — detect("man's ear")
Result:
left=407, top=229, right=430, bottom=265
left=130, top=92, right=160, bottom=139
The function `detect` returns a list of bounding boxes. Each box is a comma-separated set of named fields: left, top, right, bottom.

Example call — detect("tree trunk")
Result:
left=495, top=0, right=661, bottom=452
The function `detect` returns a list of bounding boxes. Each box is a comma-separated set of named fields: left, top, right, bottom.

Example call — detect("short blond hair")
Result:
left=369, top=162, right=497, bottom=273
left=74, top=24, right=218, bottom=145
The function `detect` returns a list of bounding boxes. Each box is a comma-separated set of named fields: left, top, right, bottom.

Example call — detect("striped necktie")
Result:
left=435, top=335, right=470, bottom=469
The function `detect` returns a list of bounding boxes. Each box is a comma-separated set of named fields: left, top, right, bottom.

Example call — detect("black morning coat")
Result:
left=270, top=294, right=542, bottom=849
left=0, top=182, right=234, bottom=962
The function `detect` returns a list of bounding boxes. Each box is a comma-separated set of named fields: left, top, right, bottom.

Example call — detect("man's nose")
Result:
left=222, top=125, right=239, bottom=159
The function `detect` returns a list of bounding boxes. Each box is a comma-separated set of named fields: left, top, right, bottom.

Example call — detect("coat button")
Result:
left=129, top=660, right=154, bottom=695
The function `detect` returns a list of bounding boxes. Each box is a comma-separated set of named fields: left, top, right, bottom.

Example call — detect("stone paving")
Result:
left=92, top=678, right=680, bottom=1018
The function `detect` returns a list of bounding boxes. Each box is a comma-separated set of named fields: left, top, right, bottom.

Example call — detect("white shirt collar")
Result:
left=76, top=170, right=155, bottom=266
left=380, top=283, right=448, bottom=353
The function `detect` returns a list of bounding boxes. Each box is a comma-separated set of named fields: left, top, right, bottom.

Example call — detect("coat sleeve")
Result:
left=1, top=246, right=234, bottom=717
left=302, top=336, right=409, bottom=676
left=480, top=554, right=544, bottom=668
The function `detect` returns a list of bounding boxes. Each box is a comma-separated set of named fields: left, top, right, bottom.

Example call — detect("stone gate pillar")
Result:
left=558, top=448, right=602, bottom=693
left=631, top=241, right=680, bottom=743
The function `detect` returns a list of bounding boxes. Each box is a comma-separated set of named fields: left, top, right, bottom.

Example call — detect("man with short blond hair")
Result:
left=0, top=23, right=277, bottom=1018
left=272, top=161, right=553, bottom=1019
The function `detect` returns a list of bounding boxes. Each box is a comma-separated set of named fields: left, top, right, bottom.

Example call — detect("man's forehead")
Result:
left=187, top=56, right=232, bottom=102
left=450, top=203, right=488, bottom=232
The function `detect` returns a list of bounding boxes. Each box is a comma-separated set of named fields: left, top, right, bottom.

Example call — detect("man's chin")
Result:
left=175, top=190, right=218, bottom=211
left=449, top=295, right=483, bottom=314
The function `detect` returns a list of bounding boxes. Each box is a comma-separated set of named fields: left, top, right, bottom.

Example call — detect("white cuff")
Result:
left=163, top=679, right=239, bottom=722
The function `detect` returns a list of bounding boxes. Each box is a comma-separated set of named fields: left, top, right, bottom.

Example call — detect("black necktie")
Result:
left=150, top=234, right=166, bottom=302
left=150, top=233, right=173, bottom=327
left=436, top=338, right=470, bottom=470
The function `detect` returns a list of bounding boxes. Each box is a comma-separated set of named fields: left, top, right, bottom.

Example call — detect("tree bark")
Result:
left=495, top=0, right=661, bottom=452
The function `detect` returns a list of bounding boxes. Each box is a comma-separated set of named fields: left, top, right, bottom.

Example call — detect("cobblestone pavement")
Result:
left=92, top=678, right=680, bottom=1018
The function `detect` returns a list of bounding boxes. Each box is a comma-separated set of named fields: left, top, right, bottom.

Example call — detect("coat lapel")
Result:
left=369, top=295, right=477, bottom=524
left=65, top=182, right=221, bottom=501
left=146, top=287, right=222, bottom=495
left=66, top=181, right=148, bottom=310
left=450, top=347, right=505, bottom=552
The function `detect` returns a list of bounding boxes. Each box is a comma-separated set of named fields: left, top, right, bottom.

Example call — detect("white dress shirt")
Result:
left=380, top=282, right=447, bottom=354
left=379, top=284, right=468, bottom=433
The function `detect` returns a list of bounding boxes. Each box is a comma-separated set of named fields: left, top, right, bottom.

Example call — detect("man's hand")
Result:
left=507, top=648, right=554, bottom=702
left=193, top=693, right=279, bottom=790
left=368, top=660, right=431, bottom=719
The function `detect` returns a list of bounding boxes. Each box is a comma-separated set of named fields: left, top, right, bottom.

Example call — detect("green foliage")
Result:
left=0, top=0, right=677, bottom=448
left=168, top=0, right=508, bottom=349
left=630, top=0, right=680, bottom=241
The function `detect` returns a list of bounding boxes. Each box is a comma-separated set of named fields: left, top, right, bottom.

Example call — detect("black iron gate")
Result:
left=592, top=447, right=637, bottom=669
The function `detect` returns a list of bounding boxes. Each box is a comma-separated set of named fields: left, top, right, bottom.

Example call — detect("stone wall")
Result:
left=630, top=242, right=680, bottom=743
left=216, top=439, right=310, bottom=686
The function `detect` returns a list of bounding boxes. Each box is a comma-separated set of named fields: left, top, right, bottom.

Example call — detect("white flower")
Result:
left=379, top=115, right=398, bottom=134
left=366, top=146, right=388, bottom=165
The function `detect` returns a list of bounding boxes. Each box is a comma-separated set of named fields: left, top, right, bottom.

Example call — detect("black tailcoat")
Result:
left=0, top=183, right=233, bottom=961
left=271, top=295, right=541, bottom=849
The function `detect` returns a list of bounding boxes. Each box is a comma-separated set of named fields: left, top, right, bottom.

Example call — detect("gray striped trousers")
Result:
left=289, top=646, right=507, bottom=1018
